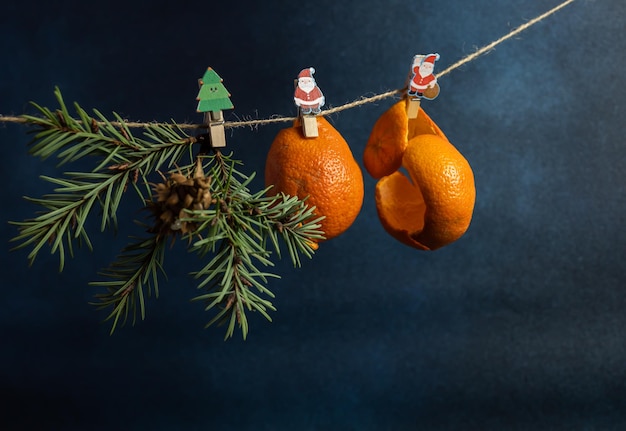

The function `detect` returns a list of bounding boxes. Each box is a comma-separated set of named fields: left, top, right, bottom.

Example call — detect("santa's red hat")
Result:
left=298, top=67, right=315, bottom=79
left=423, top=54, right=440, bottom=64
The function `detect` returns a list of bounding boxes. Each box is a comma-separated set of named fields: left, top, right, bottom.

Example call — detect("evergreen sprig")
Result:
left=183, top=152, right=324, bottom=339
left=90, top=230, right=167, bottom=333
left=11, top=88, right=324, bottom=339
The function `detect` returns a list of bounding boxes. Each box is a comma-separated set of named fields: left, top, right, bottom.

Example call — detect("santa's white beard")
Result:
left=299, top=83, right=315, bottom=93
left=419, top=66, right=433, bottom=78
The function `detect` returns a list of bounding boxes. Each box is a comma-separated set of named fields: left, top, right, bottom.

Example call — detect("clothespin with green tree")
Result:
left=196, top=67, right=234, bottom=148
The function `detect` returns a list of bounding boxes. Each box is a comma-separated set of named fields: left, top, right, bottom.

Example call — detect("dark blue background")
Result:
left=2, top=1, right=625, bottom=429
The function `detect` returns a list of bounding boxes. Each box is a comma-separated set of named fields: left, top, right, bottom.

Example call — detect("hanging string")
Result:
left=0, top=0, right=576, bottom=131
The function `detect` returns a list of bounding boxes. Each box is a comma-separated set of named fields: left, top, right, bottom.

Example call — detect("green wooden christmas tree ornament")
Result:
left=197, top=67, right=234, bottom=113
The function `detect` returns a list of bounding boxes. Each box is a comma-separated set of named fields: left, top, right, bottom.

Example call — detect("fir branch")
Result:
left=89, top=230, right=167, bottom=334
left=10, top=171, right=129, bottom=270
left=182, top=152, right=323, bottom=339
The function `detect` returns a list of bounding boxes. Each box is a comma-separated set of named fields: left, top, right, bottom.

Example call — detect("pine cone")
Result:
left=148, top=160, right=214, bottom=236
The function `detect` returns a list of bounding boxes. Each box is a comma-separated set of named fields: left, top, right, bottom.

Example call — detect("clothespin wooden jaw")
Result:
left=406, top=96, right=422, bottom=119
left=294, top=67, right=325, bottom=138
left=300, top=114, right=319, bottom=138
left=196, top=67, right=234, bottom=148
left=205, top=110, right=226, bottom=148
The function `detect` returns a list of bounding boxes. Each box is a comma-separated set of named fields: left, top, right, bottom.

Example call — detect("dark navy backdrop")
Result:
left=2, top=1, right=625, bottom=429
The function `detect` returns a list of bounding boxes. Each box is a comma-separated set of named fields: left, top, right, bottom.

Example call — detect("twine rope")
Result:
left=0, top=0, right=575, bottom=130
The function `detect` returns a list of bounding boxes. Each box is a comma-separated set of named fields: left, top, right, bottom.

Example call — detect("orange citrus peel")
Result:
left=366, top=99, right=475, bottom=250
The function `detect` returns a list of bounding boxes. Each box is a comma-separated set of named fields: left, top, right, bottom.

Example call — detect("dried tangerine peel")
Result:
left=376, top=134, right=475, bottom=250
left=364, top=99, right=448, bottom=179
left=265, top=116, right=364, bottom=241
left=375, top=171, right=428, bottom=249
left=367, top=99, right=474, bottom=250
left=364, top=100, right=409, bottom=179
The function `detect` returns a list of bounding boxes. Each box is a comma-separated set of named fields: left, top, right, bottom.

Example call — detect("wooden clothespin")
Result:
left=294, top=67, right=325, bottom=138
left=406, top=53, right=441, bottom=119
left=196, top=67, right=234, bottom=148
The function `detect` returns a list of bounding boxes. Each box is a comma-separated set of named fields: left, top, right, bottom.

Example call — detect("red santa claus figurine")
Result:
left=294, top=67, right=325, bottom=114
left=408, top=53, right=440, bottom=98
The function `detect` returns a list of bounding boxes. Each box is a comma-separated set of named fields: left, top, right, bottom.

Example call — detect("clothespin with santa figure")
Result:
left=294, top=67, right=325, bottom=138
left=406, top=53, right=441, bottom=119
left=196, top=67, right=234, bottom=148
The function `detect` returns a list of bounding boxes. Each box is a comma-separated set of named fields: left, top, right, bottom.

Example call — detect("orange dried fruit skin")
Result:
left=376, top=134, right=475, bottom=250
left=367, top=99, right=475, bottom=250
left=363, top=101, right=409, bottom=179
left=364, top=99, right=447, bottom=179
left=375, top=171, right=427, bottom=248
left=265, top=116, right=364, bottom=241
